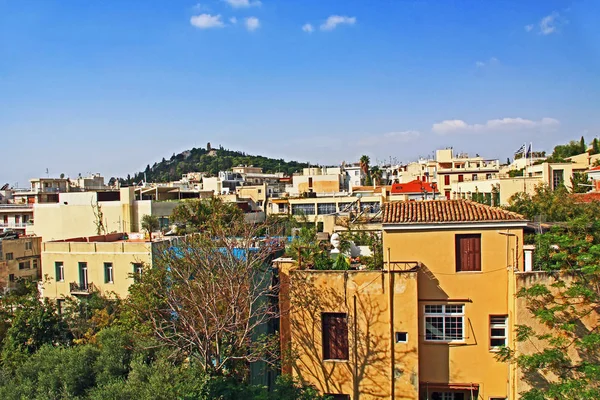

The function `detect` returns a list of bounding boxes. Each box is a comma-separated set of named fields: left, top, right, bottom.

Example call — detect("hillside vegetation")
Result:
left=122, top=145, right=309, bottom=184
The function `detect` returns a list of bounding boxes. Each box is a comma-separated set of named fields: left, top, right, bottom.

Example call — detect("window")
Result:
left=360, top=201, right=381, bottom=213
left=431, top=393, right=465, bottom=400
left=455, top=234, right=481, bottom=272
left=308, top=177, right=313, bottom=188
left=322, top=313, right=349, bottom=360
left=317, top=203, right=336, bottom=215
left=79, top=262, right=88, bottom=289
left=486, top=173, right=493, bottom=179
left=6, top=253, right=13, bottom=261
left=257, top=189, right=262, bottom=194
left=33, top=259, right=38, bottom=269
left=458, top=174, right=464, bottom=183
left=472, top=174, right=478, bottom=181
left=9, top=274, right=15, bottom=282
left=325, top=395, right=350, bottom=400
left=15, top=215, right=20, bottom=224
left=444, top=175, right=450, bottom=185
left=395, top=332, right=408, bottom=343
left=25, top=241, right=32, bottom=250
left=490, top=315, right=508, bottom=349
left=55, top=262, right=64, bottom=282
left=355, top=170, right=359, bottom=176
left=552, top=169, right=564, bottom=190
left=291, top=204, right=315, bottom=215
left=104, top=263, right=114, bottom=284
left=133, top=263, right=143, bottom=280
left=19, top=261, right=31, bottom=270
left=425, top=304, right=464, bottom=341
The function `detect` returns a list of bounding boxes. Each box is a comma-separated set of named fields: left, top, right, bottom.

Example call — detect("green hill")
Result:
left=120, top=145, right=309, bottom=184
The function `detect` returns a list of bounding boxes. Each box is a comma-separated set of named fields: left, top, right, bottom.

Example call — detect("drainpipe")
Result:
left=388, top=247, right=395, bottom=399
left=353, top=295, right=359, bottom=400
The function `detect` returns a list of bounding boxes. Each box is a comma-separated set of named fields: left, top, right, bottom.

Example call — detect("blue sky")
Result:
left=1, top=0, right=599, bottom=185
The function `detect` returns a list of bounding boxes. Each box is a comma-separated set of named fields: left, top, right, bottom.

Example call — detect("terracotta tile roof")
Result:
left=382, top=200, right=526, bottom=224
left=391, top=180, right=438, bottom=194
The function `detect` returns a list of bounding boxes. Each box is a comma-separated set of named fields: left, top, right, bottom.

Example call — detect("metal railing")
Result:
left=0, top=204, right=33, bottom=209
left=69, top=282, right=96, bottom=295
left=0, top=223, right=28, bottom=228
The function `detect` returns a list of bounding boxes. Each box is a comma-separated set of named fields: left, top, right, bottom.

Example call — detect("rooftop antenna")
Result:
left=45, top=168, right=49, bottom=178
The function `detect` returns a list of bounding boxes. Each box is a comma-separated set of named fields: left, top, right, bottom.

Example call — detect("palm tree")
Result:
left=359, top=155, right=370, bottom=175
left=370, top=166, right=383, bottom=186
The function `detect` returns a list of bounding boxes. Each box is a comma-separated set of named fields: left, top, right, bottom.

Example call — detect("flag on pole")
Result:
left=526, top=143, right=532, bottom=158
left=515, top=144, right=526, bottom=155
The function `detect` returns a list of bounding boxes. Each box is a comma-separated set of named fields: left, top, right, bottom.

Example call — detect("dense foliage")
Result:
left=501, top=183, right=600, bottom=399
left=120, top=146, right=309, bottom=184
left=506, top=185, right=600, bottom=222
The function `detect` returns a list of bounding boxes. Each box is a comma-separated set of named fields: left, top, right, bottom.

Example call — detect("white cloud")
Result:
left=302, top=23, right=314, bottom=33
left=475, top=57, right=499, bottom=68
left=192, top=3, right=210, bottom=11
left=432, top=117, right=560, bottom=135
left=320, top=15, right=356, bottom=31
left=245, top=16, right=260, bottom=31
left=190, top=14, right=225, bottom=29
left=229, top=17, right=238, bottom=24
left=223, top=0, right=261, bottom=8
left=540, top=12, right=559, bottom=35
left=526, top=12, right=566, bottom=35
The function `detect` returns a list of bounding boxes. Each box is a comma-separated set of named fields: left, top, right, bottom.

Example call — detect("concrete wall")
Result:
left=514, top=272, right=596, bottom=398
left=278, top=260, right=419, bottom=399
left=383, top=226, right=523, bottom=400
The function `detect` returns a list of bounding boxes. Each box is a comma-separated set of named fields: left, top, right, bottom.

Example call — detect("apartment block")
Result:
left=41, top=232, right=176, bottom=301
left=31, top=187, right=178, bottom=241
left=0, top=235, right=42, bottom=291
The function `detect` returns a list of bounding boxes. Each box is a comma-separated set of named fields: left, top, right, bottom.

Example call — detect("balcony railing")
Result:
left=0, top=204, right=33, bottom=209
left=69, top=282, right=96, bottom=295
left=0, top=223, right=28, bottom=228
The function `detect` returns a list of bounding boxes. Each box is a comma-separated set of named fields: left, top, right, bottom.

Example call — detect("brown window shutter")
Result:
left=322, top=313, right=349, bottom=360
left=456, top=234, right=481, bottom=271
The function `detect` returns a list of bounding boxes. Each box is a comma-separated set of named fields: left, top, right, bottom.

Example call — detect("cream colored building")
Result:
left=31, top=187, right=179, bottom=241
left=0, top=236, right=42, bottom=291
left=41, top=232, right=176, bottom=301
left=0, top=203, right=33, bottom=234
left=289, top=167, right=347, bottom=196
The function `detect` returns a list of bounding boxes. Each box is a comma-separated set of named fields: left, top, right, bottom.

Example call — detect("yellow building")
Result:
left=277, top=258, right=420, bottom=400
left=279, top=199, right=527, bottom=399
left=383, top=200, right=526, bottom=400
left=0, top=235, right=42, bottom=291
left=41, top=232, right=175, bottom=301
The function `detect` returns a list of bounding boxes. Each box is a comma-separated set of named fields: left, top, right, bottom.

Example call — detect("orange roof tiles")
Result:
left=382, top=200, right=525, bottom=224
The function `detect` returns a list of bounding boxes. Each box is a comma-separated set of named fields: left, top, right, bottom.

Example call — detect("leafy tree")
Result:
left=499, top=219, right=600, bottom=399
left=0, top=280, right=69, bottom=363
left=141, top=214, right=160, bottom=234
left=506, top=184, right=600, bottom=222
left=571, top=172, right=592, bottom=194
left=170, top=197, right=244, bottom=233
left=592, top=138, right=600, bottom=155
left=580, top=136, right=586, bottom=153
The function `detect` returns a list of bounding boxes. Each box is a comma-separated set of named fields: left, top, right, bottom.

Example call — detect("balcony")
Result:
left=0, top=204, right=33, bottom=210
left=69, top=282, right=96, bottom=295
left=0, top=222, right=28, bottom=229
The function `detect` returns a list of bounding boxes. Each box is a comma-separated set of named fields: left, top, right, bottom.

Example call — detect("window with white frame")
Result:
left=425, top=304, right=464, bottom=341
left=430, top=392, right=465, bottom=400
left=317, top=203, right=336, bottom=215
left=291, top=204, right=315, bottom=216
left=490, top=315, right=508, bottom=349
